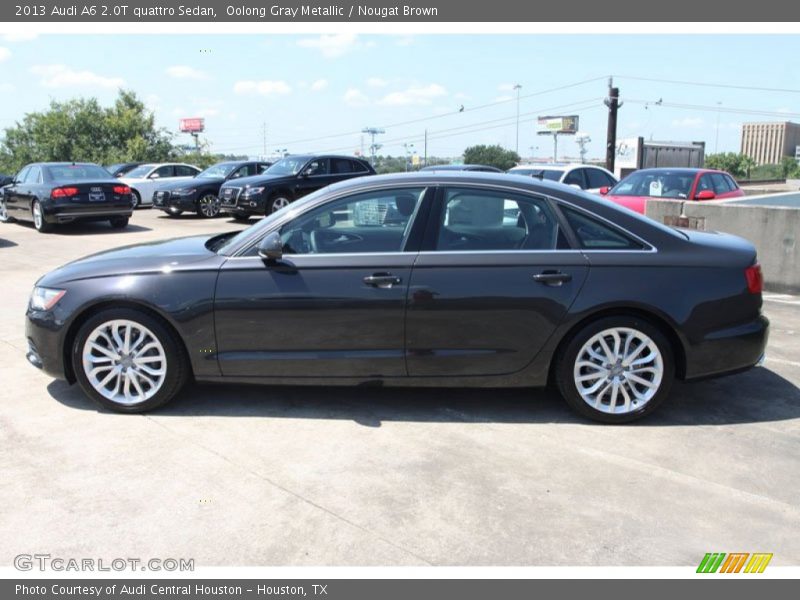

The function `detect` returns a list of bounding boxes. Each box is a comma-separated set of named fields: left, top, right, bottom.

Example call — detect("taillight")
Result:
left=745, top=263, right=763, bottom=294
left=113, top=185, right=131, bottom=195
left=51, top=187, right=79, bottom=199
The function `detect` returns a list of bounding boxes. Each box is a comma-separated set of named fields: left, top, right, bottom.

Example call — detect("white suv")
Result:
left=508, top=163, right=618, bottom=194
left=119, top=163, right=201, bottom=207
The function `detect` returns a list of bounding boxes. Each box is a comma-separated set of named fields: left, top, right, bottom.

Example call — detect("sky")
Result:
left=0, top=33, right=799, bottom=161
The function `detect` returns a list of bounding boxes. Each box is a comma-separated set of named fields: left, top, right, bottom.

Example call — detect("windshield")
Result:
left=215, top=186, right=330, bottom=256
left=124, top=165, right=155, bottom=178
left=265, top=157, right=308, bottom=176
left=198, top=163, right=237, bottom=178
left=45, top=164, right=113, bottom=180
left=610, top=171, right=695, bottom=199
left=512, top=168, right=563, bottom=181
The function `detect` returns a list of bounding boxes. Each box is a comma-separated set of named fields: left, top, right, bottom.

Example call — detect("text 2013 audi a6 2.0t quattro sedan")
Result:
left=24, top=172, right=768, bottom=423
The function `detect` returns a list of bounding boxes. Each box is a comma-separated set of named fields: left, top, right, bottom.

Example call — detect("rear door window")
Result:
left=175, top=165, right=199, bottom=177
left=585, top=168, right=616, bottom=189
left=154, top=165, right=174, bottom=178
left=563, top=169, right=587, bottom=189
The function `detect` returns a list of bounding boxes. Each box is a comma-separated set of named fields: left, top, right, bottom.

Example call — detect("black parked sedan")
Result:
left=1, top=163, right=134, bottom=233
left=219, top=154, right=375, bottom=219
left=153, top=160, right=272, bottom=218
left=25, top=172, right=768, bottom=422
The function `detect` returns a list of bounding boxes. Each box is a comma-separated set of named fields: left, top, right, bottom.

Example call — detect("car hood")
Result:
left=220, top=173, right=292, bottom=188
left=602, top=194, right=650, bottom=214
left=37, top=235, right=220, bottom=286
left=156, top=177, right=223, bottom=191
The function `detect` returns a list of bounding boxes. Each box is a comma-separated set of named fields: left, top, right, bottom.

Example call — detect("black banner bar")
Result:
left=2, top=1, right=800, bottom=22
left=4, top=579, right=798, bottom=600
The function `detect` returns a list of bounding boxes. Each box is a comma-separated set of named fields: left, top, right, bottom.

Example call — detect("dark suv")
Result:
left=153, top=160, right=272, bottom=218
left=219, top=154, right=375, bottom=220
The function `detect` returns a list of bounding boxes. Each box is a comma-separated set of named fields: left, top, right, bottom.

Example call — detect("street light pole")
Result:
left=514, top=84, right=522, bottom=154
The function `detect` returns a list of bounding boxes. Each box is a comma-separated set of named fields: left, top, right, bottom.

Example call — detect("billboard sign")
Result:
left=179, top=118, right=205, bottom=133
left=537, top=115, right=579, bottom=134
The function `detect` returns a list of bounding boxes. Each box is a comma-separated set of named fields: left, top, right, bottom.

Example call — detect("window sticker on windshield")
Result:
left=649, top=180, right=663, bottom=197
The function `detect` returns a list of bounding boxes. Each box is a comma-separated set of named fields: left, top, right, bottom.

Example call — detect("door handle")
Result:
left=532, top=271, right=572, bottom=286
left=363, top=273, right=402, bottom=288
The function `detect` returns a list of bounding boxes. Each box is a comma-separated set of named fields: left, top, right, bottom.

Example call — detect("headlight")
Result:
left=30, top=287, right=66, bottom=311
left=243, top=187, right=265, bottom=196
left=172, top=188, right=196, bottom=196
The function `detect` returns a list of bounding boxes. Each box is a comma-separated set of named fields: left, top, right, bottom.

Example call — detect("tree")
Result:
left=704, top=152, right=751, bottom=178
left=0, top=90, right=176, bottom=173
left=462, top=144, right=520, bottom=171
left=780, top=156, right=800, bottom=179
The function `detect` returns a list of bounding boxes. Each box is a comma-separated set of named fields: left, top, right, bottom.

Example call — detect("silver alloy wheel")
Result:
left=198, top=193, right=220, bottom=217
left=0, top=197, right=7, bottom=221
left=33, top=202, right=43, bottom=229
left=82, top=319, right=167, bottom=405
left=573, top=327, right=664, bottom=415
left=271, top=196, right=290, bottom=212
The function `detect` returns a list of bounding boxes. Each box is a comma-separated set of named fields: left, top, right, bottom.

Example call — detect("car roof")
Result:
left=632, top=168, right=719, bottom=175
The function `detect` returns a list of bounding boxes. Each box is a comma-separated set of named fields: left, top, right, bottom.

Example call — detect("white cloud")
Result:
left=454, top=92, right=470, bottom=100
left=379, top=83, right=447, bottom=106
left=671, top=117, right=704, bottom=128
left=0, top=47, right=10, bottom=62
left=343, top=88, right=370, bottom=107
left=233, top=80, right=291, bottom=96
left=0, top=82, right=15, bottom=93
left=297, top=33, right=358, bottom=59
left=494, top=95, right=513, bottom=103
left=166, top=65, right=209, bottom=80
left=1, top=32, right=38, bottom=42
left=310, top=78, right=328, bottom=92
left=30, top=64, right=124, bottom=89
left=367, top=77, right=388, bottom=88
left=194, top=107, right=220, bottom=118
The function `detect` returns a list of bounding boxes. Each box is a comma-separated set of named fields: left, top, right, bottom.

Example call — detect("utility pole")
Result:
left=424, top=129, right=428, bottom=167
left=361, top=127, right=385, bottom=166
left=514, top=83, right=522, bottom=154
left=604, top=78, right=621, bottom=173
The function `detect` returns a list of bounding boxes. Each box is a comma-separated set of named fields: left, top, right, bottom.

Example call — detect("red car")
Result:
left=600, top=168, right=745, bottom=214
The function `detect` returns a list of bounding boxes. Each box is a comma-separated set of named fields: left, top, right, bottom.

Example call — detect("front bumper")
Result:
left=25, top=309, right=69, bottom=380
left=219, top=191, right=265, bottom=216
left=154, top=191, right=197, bottom=212
left=684, top=314, right=770, bottom=380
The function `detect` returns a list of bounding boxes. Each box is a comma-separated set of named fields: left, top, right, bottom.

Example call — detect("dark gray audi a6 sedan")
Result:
left=25, top=172, right=768, bottom=422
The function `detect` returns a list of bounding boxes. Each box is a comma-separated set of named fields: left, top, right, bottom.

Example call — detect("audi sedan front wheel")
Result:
left=72, top=308, right=189, bottom=413
left=556, top=316, right=674, bottom=423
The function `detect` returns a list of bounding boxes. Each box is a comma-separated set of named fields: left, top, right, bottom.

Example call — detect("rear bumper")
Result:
left=683, top=314, right=769, bottom=380
left=43, top=206, right=133, bottom=224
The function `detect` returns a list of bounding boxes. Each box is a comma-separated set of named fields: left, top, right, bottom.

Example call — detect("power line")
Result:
left=625, top=99, right=800, bottom=119
left=616, top=75, right=800, bottom=95
left=214, top=76, right=610, bottom=153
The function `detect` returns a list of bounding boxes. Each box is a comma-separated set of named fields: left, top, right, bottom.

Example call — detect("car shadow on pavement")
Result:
left=47, top=366, right=800, bottom=427
left=0, top=238, right=18, bottom=248
left=13, top=220, right=151, bottom=235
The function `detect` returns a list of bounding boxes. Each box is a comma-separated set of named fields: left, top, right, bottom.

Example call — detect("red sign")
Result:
left=179, top=118, right=205, bottom=133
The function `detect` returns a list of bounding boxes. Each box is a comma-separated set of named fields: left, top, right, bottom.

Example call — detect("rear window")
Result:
left=45, top=165, right=111, bottom=180
left=562, top=207, right=644, bottom=250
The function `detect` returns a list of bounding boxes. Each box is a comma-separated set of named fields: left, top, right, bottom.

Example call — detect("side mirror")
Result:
left=695, top=190, right=716, bottom=200
left=257, top=232, right=283, bottom=262
left=599, top=186, right=610, bottom=195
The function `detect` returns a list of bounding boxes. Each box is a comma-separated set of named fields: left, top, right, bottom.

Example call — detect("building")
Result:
left=740, top=121, right=800, bottom=166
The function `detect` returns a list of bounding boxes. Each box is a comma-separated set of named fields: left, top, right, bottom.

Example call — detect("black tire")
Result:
left=196, top=192, right=221, bottom=218
left=131, top=190, right=142, bottom=208
left=72, top=308, right=190, bottom=413
left=0, top=196, right=14, bottom=223
left=555, top=316, right=675, bottom=424
left=109, top=216, right=129, bottom=229
left=231, top=213, right=250, bottom=222
left=268, top=193, right=292, bottom=215
left=32, top=200, right=53, bottom=233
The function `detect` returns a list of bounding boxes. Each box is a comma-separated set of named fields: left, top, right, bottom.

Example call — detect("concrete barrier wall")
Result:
left=644, top=199, right=800, bottom=293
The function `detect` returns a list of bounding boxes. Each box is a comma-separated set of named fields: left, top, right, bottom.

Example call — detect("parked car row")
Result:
left=0, top=155, right=745, bottom=234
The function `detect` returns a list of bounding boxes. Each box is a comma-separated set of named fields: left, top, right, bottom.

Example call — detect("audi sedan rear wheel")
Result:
left=72, top=308, right=189, bottom=413
left=556, top=316, right=674, bottom=423
left=196, top=193, right=220, bottom=218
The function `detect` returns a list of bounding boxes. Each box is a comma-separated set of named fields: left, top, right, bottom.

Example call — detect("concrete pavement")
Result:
left=1, top=208, right=798, bottom=567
